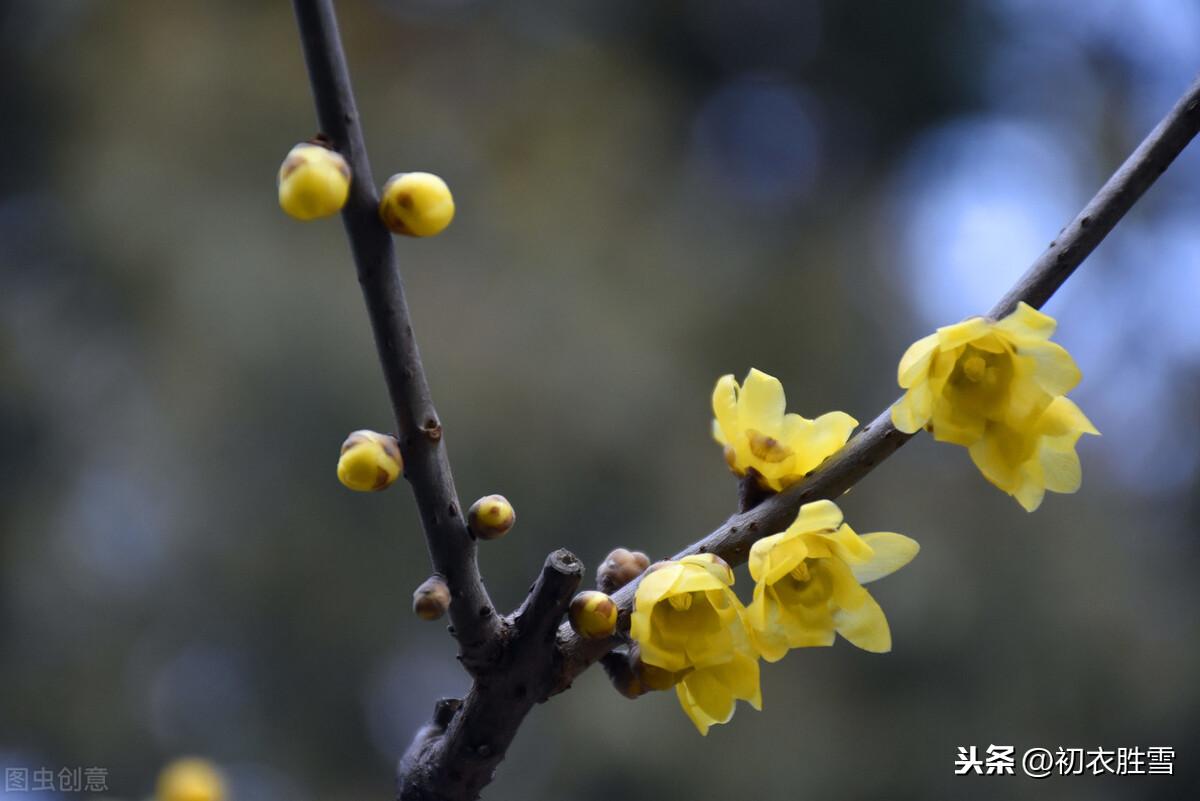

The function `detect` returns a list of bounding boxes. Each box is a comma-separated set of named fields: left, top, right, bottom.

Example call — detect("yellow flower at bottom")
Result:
left=631, top=554, right=762, bottom=734
left=747, top=500, right=918, bottom=661
left=156, top=758, right=226, bottom=801
left=891, top=302, right=1097, bottom=510
left=676, top=646, right=762, bottom=736
left=712, top=369, right=857, bottom=492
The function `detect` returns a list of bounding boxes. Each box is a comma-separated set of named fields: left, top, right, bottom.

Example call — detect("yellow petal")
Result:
left=1024, top=341, right=1082, bottom=396
left=832, top=589, right=892, bottom=652
left=891, top=382, right=932, bottom=433
left=738, top=369, right=786, bottom=433
left=675, top=682, right=718, bottom=736
left=1037, top=395, right=1100, bottom=438
left=995, top=301, right=1057, bottom=340
left=793, top=499, right=845, bottom=536
left=852, top=532, right=920, bottom=584
left=936, top=317, right=990, bottom=350
left=712, top=374, right=739, bottom=436
left=897, top=333, right=940, bottom=388
left=1039, top=441, right=1082, bottom=494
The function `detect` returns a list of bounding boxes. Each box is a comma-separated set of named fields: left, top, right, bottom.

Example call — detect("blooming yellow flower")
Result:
left=631, top=554, right=762, bottom=734
left=712, top=369, right=858, bottom=492
left=746, top=500, right=918, bottom=661
left=675, top=643, right=762, bottom=736
left=891, top=302, right=1098, bottom=511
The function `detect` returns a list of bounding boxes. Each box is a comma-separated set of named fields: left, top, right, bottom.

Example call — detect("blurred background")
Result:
left=2, top=0, right=1199, bottom=799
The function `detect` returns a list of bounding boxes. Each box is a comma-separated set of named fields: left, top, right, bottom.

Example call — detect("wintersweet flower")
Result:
left=712, top=369, right=858, bottom=492
left=891, top=302, right=1098, bottom=510
left=747, top=500, right=918, bottom=661
left=631, top=554, right=762, bottom=734
left=675, top=640, right=762, bottom=736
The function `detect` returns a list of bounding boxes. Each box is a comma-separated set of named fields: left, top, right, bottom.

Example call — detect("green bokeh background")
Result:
left=2, top=1, right=1198, bottom=799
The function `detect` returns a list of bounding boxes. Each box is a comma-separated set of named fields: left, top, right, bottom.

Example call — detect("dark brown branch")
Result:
left=290, top=0, right=499, bottom=661
left=398, top=550, right=582, bottom=801
left=556, top=71, right=1200, bottom=684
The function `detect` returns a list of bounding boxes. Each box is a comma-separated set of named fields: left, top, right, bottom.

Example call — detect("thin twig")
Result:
left=290, top=0, right=499, bottom=663
left=556, top=71, right=1200, bottom=684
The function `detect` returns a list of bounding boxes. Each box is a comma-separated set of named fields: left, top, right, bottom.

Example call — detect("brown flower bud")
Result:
left=596, top=547, right=651, bottom=593
left=413, top=576, right=451, bottom=621
left=468, top=494, right=515, bottom=540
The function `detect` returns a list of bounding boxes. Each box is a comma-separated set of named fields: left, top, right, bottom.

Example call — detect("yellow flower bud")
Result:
left=413, top=576, right=451, bottom=621
left=337, top=430, right=402, bottom=492
left=278, top=143, right=351, bottom=220
left=596, top=547, right=651, bottom=593
left=569, top=590, right=618, bottom=639
left=156, top=758, right=226, bottom=801
left=379, top=172, right=455, bottom=237
left=467, top=494, right=514, bottom=540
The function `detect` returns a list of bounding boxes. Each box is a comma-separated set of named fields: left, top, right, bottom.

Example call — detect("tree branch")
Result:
left=290, top=0, right=499, bottom=663
left=556, top=70, right=1200, bottom=685
left=289, top=1, right=1200, bottom=795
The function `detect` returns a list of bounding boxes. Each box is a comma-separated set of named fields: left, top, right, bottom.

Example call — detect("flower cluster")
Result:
left=631, top=505, right=917, bottom=734
left=891, top=303, right=1098, bottom=511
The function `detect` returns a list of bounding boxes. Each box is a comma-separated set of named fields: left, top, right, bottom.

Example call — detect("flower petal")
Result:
left=897, top=333, right=940, bottom=388
left=1024, top=341, right=1082, bottom=395
left=851, top=532, right=920, bottom=584
left=832, top=589, right=892, bottom=653
left=995, top=301, right=1056, bottom=340
left=936, top=317, right=989, bottom=350
left=738, top=369, right=786, bottom=433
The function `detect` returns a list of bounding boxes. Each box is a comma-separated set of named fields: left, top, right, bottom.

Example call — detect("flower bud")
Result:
left=413, top=576, right=451, bottom=621
left=379, top=171, right=455, bottom=237
left=278, top=143, right=351, bottom=221
left=568, top=590, right=618, bottom=639
left=156, top=757, right=226, bottom=801
left=596, top=547, right=651, bottom=593
left=468, top=494, right=515, bottom=540
left=337, top=430, right=402, bottom=492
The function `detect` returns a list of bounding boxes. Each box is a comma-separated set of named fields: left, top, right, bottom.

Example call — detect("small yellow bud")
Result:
left=278, top=143, right=351, bottom=220
left=379, top=171, right=455, bottom=237
left=569, top=590, right=618, bottom=640
left=413, top=576, right=451, bottom=621
left=596, top=547, right=651, bottom=593
left=467, top=494, right=515, bottom=540
left=337, top=430, right=402, bottom=492
left=156, top=758, right=226, bottom=801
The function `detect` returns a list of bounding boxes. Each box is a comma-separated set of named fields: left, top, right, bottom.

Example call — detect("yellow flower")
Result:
left=746, top=500, right=918, bottom=661
left=675, top=644, right=762, bottom=736
left=156, top=758, right=226, bottom=801
left=712, top=369, right=858, bottom=492
left=968, top=395, right=1100, bottom=513
left=891, top=302, right=1098, bottom=511
left=631, top=554, right=762, bottom=734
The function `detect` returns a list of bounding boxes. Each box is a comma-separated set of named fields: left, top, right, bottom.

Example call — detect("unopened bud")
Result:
left=278, top=143, right=351, bottom=221
left=379, top=171, right=455, bottom=237
left=413, top=576, right=451, bottom=621
left=468, top=494, right=515, bottom=540
left=337, top=430, right=402, bottom=492
left=596, top=547, right=651, bottom=593
left=568, top=590, right=618, bottom=639
left=156, top=757, right=226, bottom=801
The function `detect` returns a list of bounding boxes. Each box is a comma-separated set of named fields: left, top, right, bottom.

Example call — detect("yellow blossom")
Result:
left=712, top=369, right=858, bottom=492
left=156, top=757, right=226, bottom=801
left=631, top=554, right=762, bottom=734
left=747, top=500, right=918, bottom=661
left=891, top=302, right=1098, bottom=511
left=675, top=644, right=762, bottom=736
